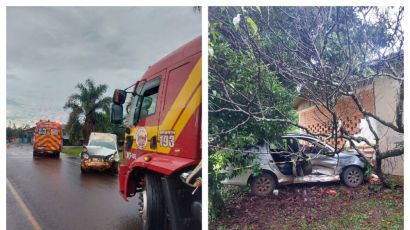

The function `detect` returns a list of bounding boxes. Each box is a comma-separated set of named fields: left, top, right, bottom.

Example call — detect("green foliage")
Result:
left=209, top=149, right=259, bottom=220
left=385, top=178, right=399, bottom=190
left=209, top=7, right=297, bottom=220
left=94, top=111, right=125, bottom=141
left=245, top=16, right=258, bottom=35
left=6, top=124, right=26, bottom=142
left=363, top=161, right=375, bottom=177
left=6, top=127, right=16, bottom=142
left=62, top=147, right=82, bottom=155
left=65, top=111, right=82, bottom=145
left=64, top=79, right=114, bottom=144
left=209, top=38, right=297, bottom=147
left=209, top=5, right=404, bottom=219
left=368, top=184, right=382, bottom=192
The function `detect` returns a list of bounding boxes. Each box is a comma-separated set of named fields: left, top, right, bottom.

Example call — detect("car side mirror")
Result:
left=111, top=104, right=123, bottom=124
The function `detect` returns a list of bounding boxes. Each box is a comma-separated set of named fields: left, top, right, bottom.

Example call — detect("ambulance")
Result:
left=33, top=120, right=63, bottom=157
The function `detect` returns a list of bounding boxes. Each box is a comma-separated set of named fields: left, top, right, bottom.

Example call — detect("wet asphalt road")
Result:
left=7, top=144, right=139, bottom=230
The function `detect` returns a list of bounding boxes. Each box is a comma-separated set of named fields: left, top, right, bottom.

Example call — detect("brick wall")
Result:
left=298, top=87, right=375, bottom=154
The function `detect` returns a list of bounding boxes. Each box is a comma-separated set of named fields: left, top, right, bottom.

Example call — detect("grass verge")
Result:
left=61, top=147, right=82, bottom=155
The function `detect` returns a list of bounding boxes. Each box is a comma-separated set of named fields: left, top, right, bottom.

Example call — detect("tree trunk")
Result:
left=374, top=151, right=386, bottom=184
left=83, top=118, right=93, bottom=145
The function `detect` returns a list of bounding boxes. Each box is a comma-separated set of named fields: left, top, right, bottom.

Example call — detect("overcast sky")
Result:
left=7, top=7, right=201, bottom=127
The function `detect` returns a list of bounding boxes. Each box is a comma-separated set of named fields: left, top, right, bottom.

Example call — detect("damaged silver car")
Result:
left=80, top=132, right=119, bottom=174
left=222, top=134, right=366, bottom=196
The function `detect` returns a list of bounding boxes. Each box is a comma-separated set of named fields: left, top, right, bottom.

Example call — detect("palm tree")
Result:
left=64, top=79, right=112, bottom=144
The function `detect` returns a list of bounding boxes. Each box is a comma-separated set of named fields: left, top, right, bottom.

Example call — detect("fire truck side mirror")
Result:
left=113, top=89, right=127, bottom=105
left=111, top=104, right=123, bottom=124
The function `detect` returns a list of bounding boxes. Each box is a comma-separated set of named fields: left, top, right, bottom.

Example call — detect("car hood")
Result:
left=86, top=146, right=117, bottom=157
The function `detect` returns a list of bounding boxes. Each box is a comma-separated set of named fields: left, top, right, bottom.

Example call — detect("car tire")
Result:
left=111, top=162, right=118, bottom=174
left=56, top=152, right=60, bottom=158
left=137, top=173, right=167, bottom=230
left=81, top=167, right=88, bottom=174
left=251, top=173, right=276, bottom=196
left=341, top=166, right=363, bottom=188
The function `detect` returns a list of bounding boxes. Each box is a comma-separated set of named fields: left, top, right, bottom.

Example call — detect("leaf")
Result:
left=256, top=6, right=261, bottom=13
left=233, top=14, right=241, bottom=29
left=209, top=46, right=214, bottom=58
left=246, top=16, right=258, bottom=35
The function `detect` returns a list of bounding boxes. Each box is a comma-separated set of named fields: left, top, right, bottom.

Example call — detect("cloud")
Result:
left=6, top=73, right=20, bottom=81
left=6, top=98, right=22, bottom=106
left=7, top=7, right=201, bottom=127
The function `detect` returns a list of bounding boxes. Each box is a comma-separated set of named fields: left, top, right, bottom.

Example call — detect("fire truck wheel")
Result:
left=137, top=173, right=167, bottom=230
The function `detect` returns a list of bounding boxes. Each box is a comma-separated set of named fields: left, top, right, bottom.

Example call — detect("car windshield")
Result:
left=88, top=134, right=116, bottom=150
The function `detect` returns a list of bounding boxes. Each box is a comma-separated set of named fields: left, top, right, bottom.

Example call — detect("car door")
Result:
left=297, top=137, right=338, bottom=175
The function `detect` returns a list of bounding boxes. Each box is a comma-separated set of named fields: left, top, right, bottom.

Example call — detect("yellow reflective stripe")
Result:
left=130, top=58, right=202, bottom=154
left=173, top=83, right=201, bottom=140
left=156, top=84, right=201, bottom=153
left=160, top=58, right=202, bottom=130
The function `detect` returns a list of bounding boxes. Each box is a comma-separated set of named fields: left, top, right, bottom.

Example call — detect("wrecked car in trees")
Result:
left=222, top=134, right=366, bottom=196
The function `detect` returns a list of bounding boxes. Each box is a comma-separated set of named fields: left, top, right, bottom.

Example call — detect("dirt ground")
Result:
left=211, top=182, right=403, bottom=230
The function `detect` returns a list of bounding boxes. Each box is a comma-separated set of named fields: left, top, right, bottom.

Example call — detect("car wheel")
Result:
left=342, top=166, right=363, bottom=187
left=136, top=173, right=168, bottom=230
left=111, top=162, right=118, bottom=174
left=56, top=152, right=60, bottom=158
left=81, top=167, right=88, bottom=174
left=251, top=173, right=276, bottom=196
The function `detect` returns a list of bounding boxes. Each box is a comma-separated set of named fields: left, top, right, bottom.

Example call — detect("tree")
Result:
left=209, top=6, right=403, bottom=183
left=64, top=79, right=112, bottom=144
left=209, top=7, right=298, bottom=218
left=94, top=107, right=125, bottom=141
left=6, top=127, right=15, bottom=143
left=65, top=108, right=83, bottom=145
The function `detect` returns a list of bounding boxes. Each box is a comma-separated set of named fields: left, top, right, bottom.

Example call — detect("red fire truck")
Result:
left=111, top=36, right=202, bottom=230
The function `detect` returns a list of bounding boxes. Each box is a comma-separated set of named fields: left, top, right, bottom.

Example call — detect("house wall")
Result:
left=297, top=78, right=403, bottom=176
left=374, top=77, right=404, bottom=176
left=298, top=87, right=374, bottom=151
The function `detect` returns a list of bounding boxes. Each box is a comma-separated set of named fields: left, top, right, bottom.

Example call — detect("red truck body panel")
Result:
left=119, top=36, right=202, bottom=199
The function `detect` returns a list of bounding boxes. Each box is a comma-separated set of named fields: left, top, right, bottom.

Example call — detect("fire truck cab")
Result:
left=111, top=36, right=202, bottom=230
